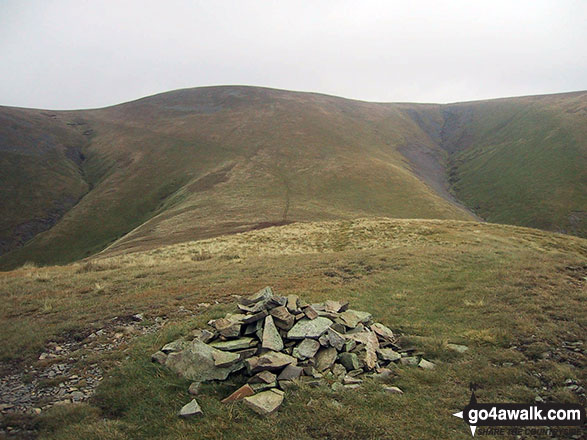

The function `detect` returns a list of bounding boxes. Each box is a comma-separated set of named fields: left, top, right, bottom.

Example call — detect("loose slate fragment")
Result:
left=287, top=317, right=333, bottom=339
left=240, top=286, right=273, bottom=306
left=339, top=352, right=361, bottom=371
left=371, top=323, right=395, bottom=343
left=249, top=370, right=277, bottom=384
left=262, top=316, right=284, bottom=351
left=245, top=351, right=297, bottom=373
left=292, top=339, right=320, bottom=360
left=286, top=294, right=300, bottom=313
left=302, top=306, right=319, bottom=320
left=269, top=306, right=295, bottom=330
left=243, top=389, right=284, bottom=415
left=315, top=347, right=338, bottom=372
left=179, top=399, right=203, bottom=417
left=210, top=337, right=257, bottom=351
left=166, top=340, right=244, bottom=382
left=213, top=350, right=240, bottom=367
left=162, top=339, right=188, bottom=354
left=327, top=329, right=345, bottom=351
left=221, top=384, right=255, bottom=403
left=339, top=310, right=372, bottom=328
left=377, top=348, right=401, bottom=362
left=277, top=364, right=303, bottom=381
left=418, top=358, right=435, bottom=369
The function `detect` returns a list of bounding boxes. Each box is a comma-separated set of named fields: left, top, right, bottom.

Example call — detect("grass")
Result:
left=0, top=219, right=585, bottom=439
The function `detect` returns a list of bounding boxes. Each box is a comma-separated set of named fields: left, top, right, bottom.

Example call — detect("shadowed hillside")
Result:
left=0, top=87, right=585, bottom=268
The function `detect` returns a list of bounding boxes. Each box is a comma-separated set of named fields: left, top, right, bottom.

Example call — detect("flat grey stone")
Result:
left=418, top=358, right=435, bottom=369
left=166, top=340, right=243, bottom=382
left=339, top=352, right=361, bottom=371
left=370, top=323, right=395, bottom=342
left=292, top=339, right=321, bottom=360
left=249, top=370, right=277, bottom=384
left=377, top=348, right=401, bottom=362
left=213, top=350, right=240, bottom=367
left=245, top=351, right=297, bottom=373
left=447, top=344, right=468, bottom=353
left=315, top=347, right=337, bottom=372
left=339, top=310, right=372, bottom=328
left=262, top=316, right=284, bottom=351
left=244, top=389, right=284, bottom=415
left=327, top=329, right=345, bottom=351
left=277, top=364, right=303, bottom=381
left=161, top=339, right=188, bottom=354
left=210, top=337, right=257, bottom=351
left=179, top=399, right=203, bottom=417
left=287, top=317, right=333, bottom=339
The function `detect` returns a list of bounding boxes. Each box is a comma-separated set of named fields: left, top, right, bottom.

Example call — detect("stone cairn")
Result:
left=151, top=287, right=435, bottom=417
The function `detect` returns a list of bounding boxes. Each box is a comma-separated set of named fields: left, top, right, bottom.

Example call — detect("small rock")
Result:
left=188, top=382, right=201, bottom=395
left=287, top=317, right=333, bottom=340
left=262, top=316, right=284, bottom=351
left=293, top=338, right=321, bottom=360
left=418, top=358, right=435, bottom=370
left=339, top=352, right=361, bottom=371
left=277, top=365, right=303, bottom=381
left=383, top=386, right=403, bottom=394
left=249, top=371, right=277, bottom=384
left=243, top=389, right=284, bottom=415
left=210, top=337, right=257, bottom=351
left=302, top=306, right=319, bottom=320
left=179, top=399, right=203, bottom=417
left=315, top=347, right=338, bottom=372
left=399, top=356, right=419, bottom=366
left=213, top=350, right=240, bottom=368
left=447, top=344, right=468, bottom=353
left=377, top=348, right=401, bottom=362
left=151, top=351, right=167, bottom=364
left=221, top=384, right=255, bottom=403
left=339, top=310, right=372, bottom=328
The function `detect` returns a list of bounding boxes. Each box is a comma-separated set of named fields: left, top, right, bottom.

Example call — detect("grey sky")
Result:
left=1, top=0, right=585, bottom=110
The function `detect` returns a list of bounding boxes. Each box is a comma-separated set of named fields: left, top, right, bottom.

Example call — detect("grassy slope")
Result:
left=0, top=87, right=474, bottom=269
left=445, top=92, right=587, bottom=237
left=0, top=108, right=90, bottom=256
left=0, top=219, right=585, bottom=439
left=1, top=88, right=585, bottom=270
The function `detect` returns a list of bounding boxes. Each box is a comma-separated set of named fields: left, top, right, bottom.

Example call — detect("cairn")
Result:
left=151, top=287, right=435, bottom=416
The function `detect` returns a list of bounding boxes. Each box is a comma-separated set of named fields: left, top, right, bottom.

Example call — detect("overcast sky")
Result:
left=1, top=0, right=585, bottom=110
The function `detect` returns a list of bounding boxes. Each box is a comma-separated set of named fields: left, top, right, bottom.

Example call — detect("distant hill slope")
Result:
left=0, top=87, right=585, bottom=268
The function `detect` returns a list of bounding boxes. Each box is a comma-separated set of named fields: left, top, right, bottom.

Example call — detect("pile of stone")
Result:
left=151, top=287, right=435, bottom=417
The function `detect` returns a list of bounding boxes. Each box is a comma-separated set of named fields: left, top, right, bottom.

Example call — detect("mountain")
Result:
left=0, top=87, right=585, bottom=268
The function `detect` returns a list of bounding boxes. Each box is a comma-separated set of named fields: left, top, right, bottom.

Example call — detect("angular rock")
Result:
left=292, top=339, right=320, bottom=360
left=161, top=339, right=188, bottom=354
left=327, top=329, right=345, bottom=351
left=447, top=344, right=468, bottom=353
left=287, top=317, right=333, bottom=339
left=213, top=350, right=241, bottom=368
left=245, top=351, right=297, bottom=373
left=166, top=340, right=243, bottom=382
left=179, top=399, right=203, bottom=417
left=244, top=389, right=284, bottom=415
left=241, top=310, right=268, bottom=324
left=325, top=300, right=349, bottom=313
left=382, top=386, right=403, bottom=394
left=243, top=320, right=263, bottom=336
left=240, top=286, right=273, bottom=306
left=377, top=348, right=401, bottom=362
left=318, top=333, right=330, bottom=347
left=249, top=371, right=277, bottom=384
left=262, top=316, right=284, bottom=351
left=210, top=337, right=257, bottom=351
left=151, top=351, right=167, bottom=364
left=399, top=356, right=419, bottom=366
left=191, top=328, right=216, bottom=343
left=250, top=381, right=277, bottom=392
left=213, top=314, right=245, bottom=338
left=269, top=306, right=295, bottom=330
left=345, top=330, right=379, bottom=370
left=339, top=352, right=361, bottom=371
left=339, top=310, right=372, bottom=328
left=315, top=347, right=338, bottom=372
left=371, top=323, right=395, bottom=343
left=332, top=363, right=347, bottom=378
left=267, top=295, right=288, bottom=309
left=188, top=382, right=201, bottom=395
left=286, top=294, right=300, bottom=313
left=418, top=358, right=435, bottom=370
left=277, top=364, right=303, bottom=381
left=232, top=348, right=256, bottom=363
left=302, top=306, right=319, bottom=320
left=343, top=375, right=362, bottom=385
left=221, top=384, right=255, bottom=403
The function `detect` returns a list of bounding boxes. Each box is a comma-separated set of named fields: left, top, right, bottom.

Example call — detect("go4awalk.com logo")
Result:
left=453, top=383, right=585, bottom=437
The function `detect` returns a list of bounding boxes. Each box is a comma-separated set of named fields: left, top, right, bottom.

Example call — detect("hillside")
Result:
left=0, top=87, right=585, bottom=268
left=0, top=219, right=585, bottom=438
